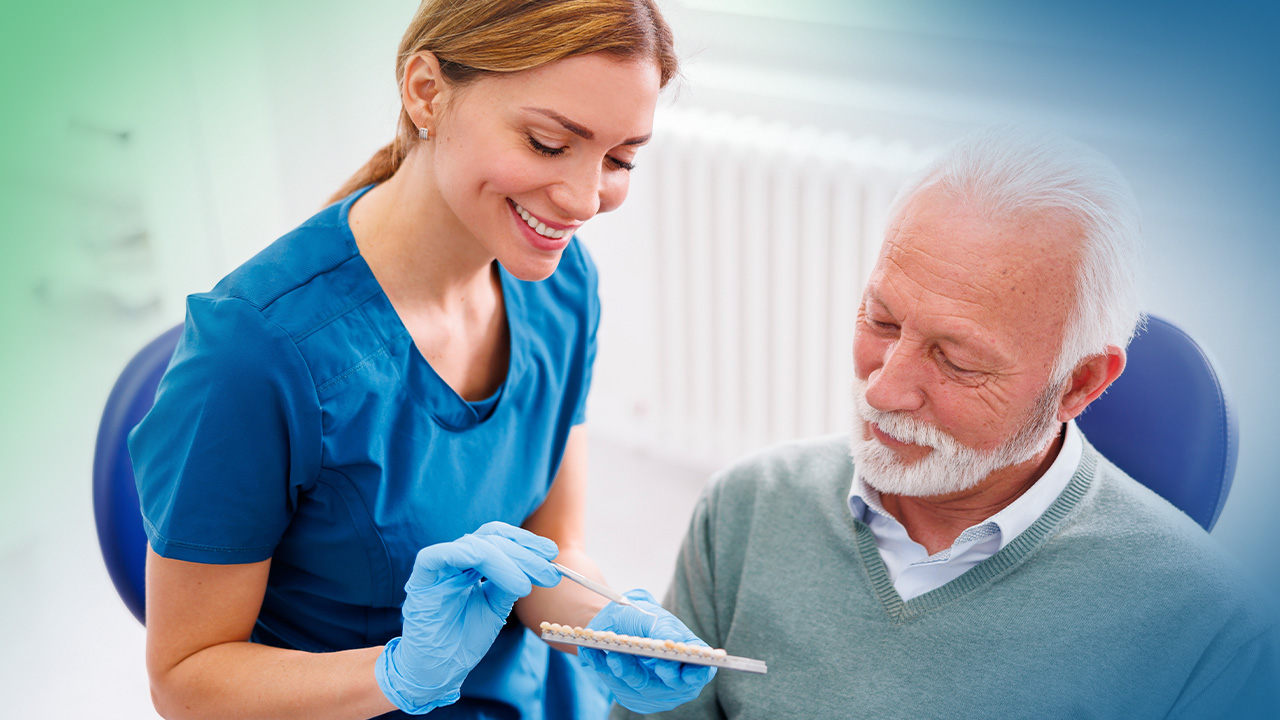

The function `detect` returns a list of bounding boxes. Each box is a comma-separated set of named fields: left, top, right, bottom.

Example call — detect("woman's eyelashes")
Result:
left=527, top=135, right=566, bottom=156
left=525, top=135, right=635, bottom=171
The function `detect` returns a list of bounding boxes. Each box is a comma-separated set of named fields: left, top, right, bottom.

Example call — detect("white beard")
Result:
left=848, top=376, right=1063, bottom=498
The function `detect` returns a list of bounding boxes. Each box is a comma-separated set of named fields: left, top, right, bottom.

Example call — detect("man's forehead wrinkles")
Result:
left=882, top=246, right=1003, bottom=310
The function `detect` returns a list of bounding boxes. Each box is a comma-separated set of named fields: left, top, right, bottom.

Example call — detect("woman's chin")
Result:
left=499, top=252, right=564, bottom=282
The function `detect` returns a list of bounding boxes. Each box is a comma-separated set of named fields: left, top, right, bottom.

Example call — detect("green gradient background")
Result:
left=0, top=1, right=268, bottom=546
left=2, top=1, right=144, bottom=543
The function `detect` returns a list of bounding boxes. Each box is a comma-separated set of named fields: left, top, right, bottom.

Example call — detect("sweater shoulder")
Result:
left=699, top=435, right=854, bottom=542
left=707, top=434, right=853, bottom=505
left=1074, top=451, right=1227, bottom=558
left=1059, top=451, right=1276, bottom=627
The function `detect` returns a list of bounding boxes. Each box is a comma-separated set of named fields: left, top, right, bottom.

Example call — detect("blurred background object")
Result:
left=1, top=1, right=1276, bottom=716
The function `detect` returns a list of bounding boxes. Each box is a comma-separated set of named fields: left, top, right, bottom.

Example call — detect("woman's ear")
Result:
left=402, top=52, right=448, bottom=136
left=1057, top=345, right=1126, bottom=422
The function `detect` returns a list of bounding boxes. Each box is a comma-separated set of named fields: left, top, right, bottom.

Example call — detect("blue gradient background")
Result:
left=962, top=0, right=1280, bottom=599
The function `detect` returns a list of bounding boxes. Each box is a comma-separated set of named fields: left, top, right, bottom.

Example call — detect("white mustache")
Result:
left=853, top=386, right=957, bottom=453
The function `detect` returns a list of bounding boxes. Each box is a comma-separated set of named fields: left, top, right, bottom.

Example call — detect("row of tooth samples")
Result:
left=540, top=622, right=728, bottom=658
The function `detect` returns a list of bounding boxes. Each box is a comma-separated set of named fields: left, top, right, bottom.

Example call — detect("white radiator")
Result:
left=586, top=108, right=931, bottom=468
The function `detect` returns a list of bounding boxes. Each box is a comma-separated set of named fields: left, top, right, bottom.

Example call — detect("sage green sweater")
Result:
left=615, top=435, right=1279, bottom=719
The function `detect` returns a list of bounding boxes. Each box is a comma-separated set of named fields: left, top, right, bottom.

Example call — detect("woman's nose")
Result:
left=549, top=161, right=604, bottom=222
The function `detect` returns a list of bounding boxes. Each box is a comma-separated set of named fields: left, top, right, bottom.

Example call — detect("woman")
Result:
left=128, top=1, right=713, bottom=717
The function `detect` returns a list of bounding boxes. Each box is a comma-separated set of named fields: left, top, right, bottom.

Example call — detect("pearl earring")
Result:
left=418, top=126, right=430, bottom=141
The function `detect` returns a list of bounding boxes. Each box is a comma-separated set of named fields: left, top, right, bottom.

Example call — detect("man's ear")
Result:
left=402, top=52, right=448, bottom=136
left=1058, top=345, right=1126, bottom=422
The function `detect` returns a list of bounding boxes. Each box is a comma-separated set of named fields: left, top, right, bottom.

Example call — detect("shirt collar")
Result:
left=848, top=420, right=1084, bottom=549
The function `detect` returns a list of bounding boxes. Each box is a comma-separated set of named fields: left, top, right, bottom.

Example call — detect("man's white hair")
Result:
left=886, top=125, right=1145, bottom=384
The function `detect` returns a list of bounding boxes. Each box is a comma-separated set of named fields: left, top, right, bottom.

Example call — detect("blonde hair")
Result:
left=330, top=0, right=678, bottom=202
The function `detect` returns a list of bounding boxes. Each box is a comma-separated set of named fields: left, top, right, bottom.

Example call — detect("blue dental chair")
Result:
left=92, top=323, right=182, bottom=625
left=1074, top=315, right=1238, bottom=531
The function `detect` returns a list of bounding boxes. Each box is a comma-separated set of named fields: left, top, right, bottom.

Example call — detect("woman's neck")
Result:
left=347, top=157, right=510, bottom=401
left=347, top=155, right=495, bottom=314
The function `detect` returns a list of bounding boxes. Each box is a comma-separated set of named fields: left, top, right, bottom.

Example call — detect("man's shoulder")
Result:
left=710, top=434, right=853, bottom=497
left=1076, top=450, right=1230, bottom=559
left=1058, top=449, right=1277, bottom=627
left=699, top=435, right=854, bottom=531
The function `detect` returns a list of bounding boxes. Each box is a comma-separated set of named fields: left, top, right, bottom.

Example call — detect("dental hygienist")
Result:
left=127, top=1, right=713, bottom=717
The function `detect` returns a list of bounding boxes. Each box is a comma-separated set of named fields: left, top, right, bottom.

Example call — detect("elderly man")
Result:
left=613, top=127, right=1278, bottom=718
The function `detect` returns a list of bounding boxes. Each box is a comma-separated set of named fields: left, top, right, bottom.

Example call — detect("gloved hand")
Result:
left=376, top=522, right=560, bottom=714
left=578, top=589, right=717, bottom=713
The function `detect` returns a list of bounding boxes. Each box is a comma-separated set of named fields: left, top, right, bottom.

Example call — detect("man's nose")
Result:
left=863, top=339, right=926, bottom=413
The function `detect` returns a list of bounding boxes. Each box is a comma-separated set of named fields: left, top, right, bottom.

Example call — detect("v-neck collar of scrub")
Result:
left=337, top=184, right=522, bottom=432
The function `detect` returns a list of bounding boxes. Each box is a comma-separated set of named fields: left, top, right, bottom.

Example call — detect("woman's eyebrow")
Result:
left=522, top=106, right=651, bottom=145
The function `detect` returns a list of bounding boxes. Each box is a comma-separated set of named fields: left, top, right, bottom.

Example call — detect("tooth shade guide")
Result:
left=538, top=622, right=767, bottom=674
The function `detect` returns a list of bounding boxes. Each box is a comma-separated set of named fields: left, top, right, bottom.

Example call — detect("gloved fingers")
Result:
left=579, top=647, right=628, bottom=687
left=403, top=566, right=482, bottom=610
left=477, top=532, right=561, bottom=588
left=622, top=588, right=660, bottom=606
left=638, top=604, right=707, bottom=646
left=681, top=663, right=716, bottom=687
left=604, top=648, right=652, bottom=691
left=473, top=521, right=559, bottom=561
left=620, top=604, right=662, bottom=636
left=408, top=534, right=533, bottom=599
left=623, top=589, right=669, bottom=616
left=577, top=647, right=607, bottom=675
left=480, top=584, right=518, bottom=618
left=650, top=656, right=686, bottom=689
left=646, top=616, right=693, bottom=642
left=588, top=602, right=657, bottom=638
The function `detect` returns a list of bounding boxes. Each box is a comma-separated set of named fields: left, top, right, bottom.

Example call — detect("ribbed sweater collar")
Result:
left=847, top=446, right=1100, bottom=622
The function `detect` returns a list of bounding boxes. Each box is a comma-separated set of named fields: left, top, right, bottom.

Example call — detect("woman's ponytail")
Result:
left=328, top=129, right=409, bottom=204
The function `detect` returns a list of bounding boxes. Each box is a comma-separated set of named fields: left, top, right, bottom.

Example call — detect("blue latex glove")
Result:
left=376, top=522, right=560, bottom=714
left=579, top=589, right=717, bottom=713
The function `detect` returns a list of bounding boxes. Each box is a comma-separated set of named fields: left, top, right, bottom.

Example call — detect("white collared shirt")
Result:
left=848, top=420, right=1083, bottom=601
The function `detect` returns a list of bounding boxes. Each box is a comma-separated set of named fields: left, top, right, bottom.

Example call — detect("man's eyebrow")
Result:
left=865, top=290, right=894, bottom=317
left=523, top=106, right=651, bottom=146
left=935, top=327, right=1007, bottom=367
left=867, top=289, right=1004, bottom=364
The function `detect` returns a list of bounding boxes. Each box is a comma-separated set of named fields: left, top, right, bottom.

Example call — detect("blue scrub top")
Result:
left=129, top=186, right=603, bottom=717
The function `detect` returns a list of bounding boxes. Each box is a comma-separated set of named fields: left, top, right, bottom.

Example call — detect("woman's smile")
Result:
left=509, top=199, right=575, bottom=251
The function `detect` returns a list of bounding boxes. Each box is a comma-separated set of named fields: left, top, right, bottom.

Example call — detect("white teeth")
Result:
left=513, top=202, right=569, bottom=239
